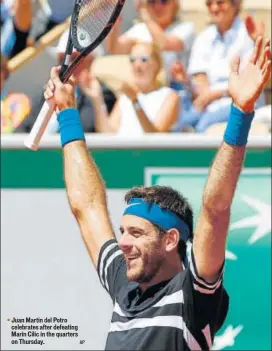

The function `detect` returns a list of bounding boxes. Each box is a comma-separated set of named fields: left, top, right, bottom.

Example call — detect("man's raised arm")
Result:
left=44, top=68, right=115, bottom=268
left=193, top=37, right=271, bottom=282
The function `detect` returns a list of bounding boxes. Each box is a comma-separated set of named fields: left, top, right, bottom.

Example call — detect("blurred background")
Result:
left=1, top=0, right=271, bottom=350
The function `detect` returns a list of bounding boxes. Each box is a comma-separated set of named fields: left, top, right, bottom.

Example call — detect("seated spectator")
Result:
left=106, top=0, right=195, bottom=84
left=1, top=0, right=32, bottom=58
left=27, top=0, right=75, bottom=46
left=15, top=29, right=116, bottom=134
left=80, top=42, right=179, bottom=134
left=171, top=1, right=266, bottom=133
left=1, top=53, right=31, bottom=133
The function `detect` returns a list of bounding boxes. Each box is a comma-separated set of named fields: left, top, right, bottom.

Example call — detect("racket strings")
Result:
left=73, top=0, right=119, bottom=50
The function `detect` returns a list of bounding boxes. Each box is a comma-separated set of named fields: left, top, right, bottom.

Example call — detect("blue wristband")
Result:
left=57, top=108, right=85, bottom=147
left=223, top=104, right=255, bottom=146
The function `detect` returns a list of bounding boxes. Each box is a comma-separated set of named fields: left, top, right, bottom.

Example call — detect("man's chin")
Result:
left=126, top=268, right=143, bottom=282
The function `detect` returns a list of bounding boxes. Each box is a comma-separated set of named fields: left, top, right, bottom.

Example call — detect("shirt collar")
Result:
left=213, top=16, right=242, bottom=43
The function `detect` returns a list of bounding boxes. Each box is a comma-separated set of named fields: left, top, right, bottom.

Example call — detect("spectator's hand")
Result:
left=193, top=90, right=215, bottom=112
left=135, top=0, right=141, bottom=10
left=229, top=37, right=271, bottom=113
left=136, top=0, right=146, bottom=10
left=170, top=61, right=190, bottom=84
left=78, top=69, right=103, bottom=100
left=44, top=67, right=76, bottom=112
left=138, top=0, right=152, bottom=21
left=245, top=14, right=265, bottom=43
left=120, top=82, right=140, bottom=102
left=26, top=36, right=35, bottom=47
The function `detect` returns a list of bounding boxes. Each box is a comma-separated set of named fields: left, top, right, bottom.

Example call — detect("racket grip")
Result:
left=24, top=100, right=56, bottom=151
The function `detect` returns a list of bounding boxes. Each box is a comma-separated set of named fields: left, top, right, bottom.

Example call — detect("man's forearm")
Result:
left=56, top=108, right=108, bottom=213
left=63, top=141, right=108, bottom=214
left=56, top=106, right=115, bottom=266
left=203, top=142, right=245, bottom=213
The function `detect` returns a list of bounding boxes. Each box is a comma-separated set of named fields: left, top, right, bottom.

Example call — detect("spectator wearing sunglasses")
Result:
left=81, top=42, right=179, bottom=135
left=172, top=0, right=265, bottom=132
left=106, top=0, right=195, bottom=84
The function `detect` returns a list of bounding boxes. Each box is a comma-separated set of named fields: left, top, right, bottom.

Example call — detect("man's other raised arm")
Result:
left=44, top=68, right=115, bottom=268
left=193, top=37, right=271, bottom=283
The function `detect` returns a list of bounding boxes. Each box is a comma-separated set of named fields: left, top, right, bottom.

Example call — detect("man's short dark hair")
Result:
left=124, top=186, right=194, bottom=262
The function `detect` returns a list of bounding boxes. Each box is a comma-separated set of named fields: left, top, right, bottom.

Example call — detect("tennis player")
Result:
left=44, top=36, right=271, bottom=350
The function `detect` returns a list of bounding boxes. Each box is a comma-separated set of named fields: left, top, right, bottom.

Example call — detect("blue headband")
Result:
left=123, top=198, right=190, bottom=242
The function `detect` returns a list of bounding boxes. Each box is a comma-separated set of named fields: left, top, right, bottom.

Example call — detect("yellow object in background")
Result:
left=1, top=93, right=31, bottom=133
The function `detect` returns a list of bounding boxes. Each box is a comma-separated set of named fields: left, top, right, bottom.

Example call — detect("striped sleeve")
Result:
left=188, top=247, right=224, bottom=295
left=97, top=239, right=127, bottom=301
left=182, top=248, right=229, bottom=342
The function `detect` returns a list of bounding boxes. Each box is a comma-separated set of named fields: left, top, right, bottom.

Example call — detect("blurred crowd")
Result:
left=1, top=0, right=271, bottom=135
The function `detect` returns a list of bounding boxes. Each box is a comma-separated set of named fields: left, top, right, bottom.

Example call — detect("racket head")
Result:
left=62, top=0, right=126, bottom=81
left=71, top=0, right=125, bottom=51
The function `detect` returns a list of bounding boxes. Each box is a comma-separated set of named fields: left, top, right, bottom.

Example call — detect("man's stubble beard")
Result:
left=126, top=248, right=166, bottom=284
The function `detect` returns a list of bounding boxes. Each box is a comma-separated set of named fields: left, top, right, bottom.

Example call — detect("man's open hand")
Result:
left=229, top=37, right=271, bottom=113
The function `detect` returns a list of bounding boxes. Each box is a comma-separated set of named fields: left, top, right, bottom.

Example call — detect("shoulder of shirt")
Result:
left=138, top=86, right=173, bottom=98
left=196, top=24, right=217, bottom=41
left=158, top=86, right=175, bottom=95
left=125, top=22, right=147, bottom=34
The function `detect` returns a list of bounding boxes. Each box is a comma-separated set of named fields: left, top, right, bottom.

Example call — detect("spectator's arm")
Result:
left=120, top=82, right=179, bottom=133
left=132, top=90, right=179, bottom=133
left=192, top=73, right=210, bottom=94
left=193, top=88, right=229, bottom=112
left=79, top=72, right=120, bottom=132
left=93, top=97, right=120, bottom=133
left=13, top=0, right=32, bottom=32
left=140, top=9, right=183, bottom=52
left=105, top=18, right=136, bottom=54
left=187, top=31, right=211, bottom=93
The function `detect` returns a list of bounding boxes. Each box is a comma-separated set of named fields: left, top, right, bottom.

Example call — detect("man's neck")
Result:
left=140, top=259, right=183, bottom=293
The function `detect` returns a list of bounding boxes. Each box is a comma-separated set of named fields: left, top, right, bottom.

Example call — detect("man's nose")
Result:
left=119, top=233, right=133, bottom=253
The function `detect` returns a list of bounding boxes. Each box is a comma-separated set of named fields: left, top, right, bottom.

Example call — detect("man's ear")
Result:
left=165, top=228, right=180, bottom=253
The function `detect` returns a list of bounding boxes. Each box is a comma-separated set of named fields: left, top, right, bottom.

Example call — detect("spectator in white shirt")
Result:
left=171, top=0, right=265, bottom=132
left=80, top=42, right=179, bottom=135
left=106, top=0, right=195, bottom=84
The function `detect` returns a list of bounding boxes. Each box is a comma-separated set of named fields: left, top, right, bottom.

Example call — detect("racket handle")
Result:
left=24, top=100, right=56, bottom=151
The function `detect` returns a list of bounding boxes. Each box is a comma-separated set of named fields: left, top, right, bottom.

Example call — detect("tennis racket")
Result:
left=24, top=0, right=126, bottom=151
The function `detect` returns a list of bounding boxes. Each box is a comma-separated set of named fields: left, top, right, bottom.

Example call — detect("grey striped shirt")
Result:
left=97, top=239, right=229, bottom=351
